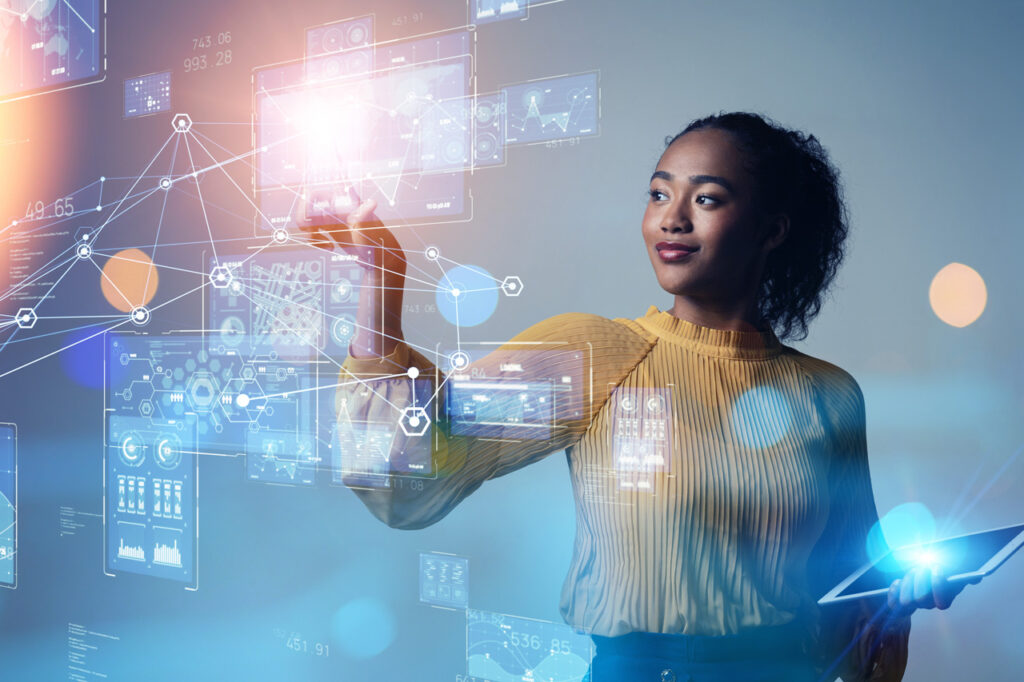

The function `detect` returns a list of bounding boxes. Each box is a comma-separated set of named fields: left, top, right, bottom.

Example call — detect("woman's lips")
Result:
left=656, top=242, right=698, bottom=262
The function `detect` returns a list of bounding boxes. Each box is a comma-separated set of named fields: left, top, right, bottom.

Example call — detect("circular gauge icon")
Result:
left=619, top=395, right=637, bottom=413
left=443, top=138, right=466, bottom=164
left=154, top=434, right=182, bottom=470
left=119, top=431, right=146, bottom=467
left=475, top=133, right=498, bottom=160
left=475, top=102, right=495, bottom=126
left=220, top=315, right=246, bottom=347
left=321, top=27, right=344, bottom=53
left=347, top=23, right=367, bottom=46
left=332, top=278, right=354, bottom=303
left=645, top=395, right=666, bottom=415
left=332, top=314, right=357, bottom=346
left=344, top=51, right=370, bottom=74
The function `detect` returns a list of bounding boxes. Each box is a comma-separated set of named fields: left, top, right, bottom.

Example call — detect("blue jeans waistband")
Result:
left=591, top=621, right=811, bottom=664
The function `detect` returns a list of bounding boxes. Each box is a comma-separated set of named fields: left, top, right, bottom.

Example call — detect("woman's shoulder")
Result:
left=778, top=346, right=865, bottom=419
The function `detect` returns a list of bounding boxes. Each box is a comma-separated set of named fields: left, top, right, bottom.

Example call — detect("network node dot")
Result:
left=407, top=367, right=420, bottom=379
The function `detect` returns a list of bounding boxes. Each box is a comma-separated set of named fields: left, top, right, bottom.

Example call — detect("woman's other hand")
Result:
left=886, top=565, right=981, bottom=616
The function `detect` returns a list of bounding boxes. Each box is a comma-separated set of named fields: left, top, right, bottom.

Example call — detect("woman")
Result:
left=302, top=112, right=970, bottom=681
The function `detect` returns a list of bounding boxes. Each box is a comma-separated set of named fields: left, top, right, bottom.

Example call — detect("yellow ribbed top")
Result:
left=337, top=306, right=910, bottom=680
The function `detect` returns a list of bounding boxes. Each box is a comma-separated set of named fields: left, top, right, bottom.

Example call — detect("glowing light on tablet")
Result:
left=866, top=502, right=937, bottom=571
left=905, top=547, right=942, bottom=569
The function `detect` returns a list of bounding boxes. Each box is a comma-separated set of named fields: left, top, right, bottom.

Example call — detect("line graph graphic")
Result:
left=467, top=609, right=593, bottom=682
left=503, top=72, right=599, bottom=144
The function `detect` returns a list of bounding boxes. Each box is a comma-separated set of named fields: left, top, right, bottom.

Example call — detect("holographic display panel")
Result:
left=473, top=0, right=528, bottom=24
left=0, top=423, right=16, bottom=588
left=419, top=552, right=468, bottom=609
left=105, top=413, right=197, bottom=585
left=473, top=92, right=506, bottom=167
left=503, top=72, right=599, bottom=144
left=254, top=31, right=472, bottom=231
left=208, top=248, right=365, bottom=358
left=443, top=347, right=584, bottom=440
left=123, top=71, right=171, bottom=118
left=467, top=609, right=593, bottom=682
left=306, top=15, right=373, bottom=57
left=0, top=0, right=104, bottom=102
left=107, top=332, right=317, bottom=486
left=330, top=378, right=436, bottom=488
left=609, top=386, right=673, bottom=492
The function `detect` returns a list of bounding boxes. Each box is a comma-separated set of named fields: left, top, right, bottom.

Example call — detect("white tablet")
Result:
left=819, top=522, right=1024, bottom=605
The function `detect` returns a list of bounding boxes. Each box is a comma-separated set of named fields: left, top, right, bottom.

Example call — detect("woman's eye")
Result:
left=648, top=189, right=667, bottom=202
left=696, top=194, right=719, bottom=205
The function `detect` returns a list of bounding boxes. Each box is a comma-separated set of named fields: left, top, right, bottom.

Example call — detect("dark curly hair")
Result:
left=665, top=111, right=849, bottom=342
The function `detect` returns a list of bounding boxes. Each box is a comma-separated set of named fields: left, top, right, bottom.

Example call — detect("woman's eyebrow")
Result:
left=650, top=170, right=735, bottom=193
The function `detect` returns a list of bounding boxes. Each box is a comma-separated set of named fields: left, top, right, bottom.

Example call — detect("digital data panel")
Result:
left=473, top=92, right=506, bottom=167
left=503, top=72, right=599, bottom=145
left=123, top=71, right=171, bottom=118
left=306, top=15, right=373, bottom=56
left=0, top=0, right=105, bottom=103
left=0, top=423, right=16, bottom=589
left=305, top=15, right=374, bottom=84
left=209, top=247, right=365, bottom=359
left=254, top=31, right=472, bottom=231
left=107, top=332, right=318, bottom=486
left=466, top=610, right=593, bottom=682
left=443, top=347, right=585, bottom=440
left=419, top=552, right=468, bottom=609
left=472, top=0, right=528, bottom=24
left=609, top=386, right=673, bottom=492
left=330, top=377, right=436, bottom=488
left=105, top=414, right=197, bottom=586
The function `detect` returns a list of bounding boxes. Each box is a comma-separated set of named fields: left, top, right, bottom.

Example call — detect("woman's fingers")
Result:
left=347, top=197, right=379, bottom=229
left=887, top=578, right=902, bottom=611
left=913, top=564, right=934, bottom=608
left=899, top=567, right=917, bottom=610
left=933, top=566, right=957, bottom=610
left=325, top=198, right=380, bottom=250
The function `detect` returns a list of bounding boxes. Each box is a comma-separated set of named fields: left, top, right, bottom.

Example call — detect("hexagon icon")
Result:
left=172, top=113, right=193, bottom=133
left=209, top=265, right=234, bottom=289
left=399, top=407, right=430, bottom=437
left=185, top=372, right=220, bottom=412
left=501, top=276, right=524, bottom=297
left=15, top=307, right=37, bottom=329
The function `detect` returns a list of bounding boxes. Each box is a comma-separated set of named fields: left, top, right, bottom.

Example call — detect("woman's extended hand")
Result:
left=296, top=191, right=407, bottom=358
left=886, top=565, right=981, bottom=616
left=297, top=193, right=388, bottom=263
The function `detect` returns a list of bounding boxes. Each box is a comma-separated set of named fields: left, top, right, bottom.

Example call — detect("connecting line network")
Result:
left=0, top=117, right=524, bottom=433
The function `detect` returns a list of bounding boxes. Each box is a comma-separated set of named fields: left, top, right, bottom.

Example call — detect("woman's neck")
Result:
left=668, top=295, right=767, bottom=333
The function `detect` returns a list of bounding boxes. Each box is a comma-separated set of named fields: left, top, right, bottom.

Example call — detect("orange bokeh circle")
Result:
left=100, top=248, right=159, bottom=313
left=928, top=262, right=986, bottom=328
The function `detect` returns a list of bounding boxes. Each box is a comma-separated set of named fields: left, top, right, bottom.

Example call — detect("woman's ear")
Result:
left=761, top=213, right=790, bottom=253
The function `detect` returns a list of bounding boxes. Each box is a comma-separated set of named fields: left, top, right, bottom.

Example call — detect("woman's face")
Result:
left=641, top=128, right=786, bottom=307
